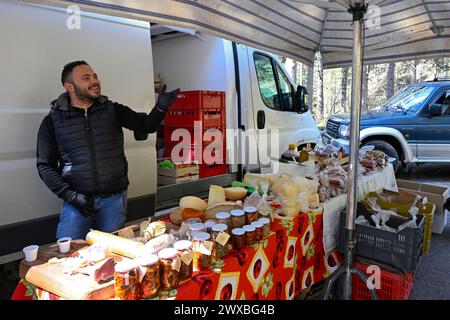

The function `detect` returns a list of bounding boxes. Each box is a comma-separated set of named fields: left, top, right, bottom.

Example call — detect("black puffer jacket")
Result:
left=36, top=92, right=165, bottom=201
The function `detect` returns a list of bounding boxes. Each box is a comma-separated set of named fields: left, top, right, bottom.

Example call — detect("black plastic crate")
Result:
left=338, top=208, right=424, bottom=272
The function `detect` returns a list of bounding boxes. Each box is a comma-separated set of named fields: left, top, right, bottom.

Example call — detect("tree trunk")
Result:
left=302, top=64, right=308, bottom=87
left=318, top=57, right=324, bottom=119
left=307, top=65, right=314, bottom=111
left=361, top=65, right=370, bottom=112
left=341, top=66, right=349, bottom=113
left=292, top=61, right=298, bottom=85
left=409, top=60, right=417, bottom=84
left=387, top=62, right=395, bottom=100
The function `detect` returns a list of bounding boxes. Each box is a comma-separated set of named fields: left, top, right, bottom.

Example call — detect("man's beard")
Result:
left=72, top=82, right=101, bottom=103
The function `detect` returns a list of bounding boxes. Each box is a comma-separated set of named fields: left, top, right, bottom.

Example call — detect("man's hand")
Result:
left=156, top=85, right=180, bottom=112
left=68, top=192, right=97, bottom=217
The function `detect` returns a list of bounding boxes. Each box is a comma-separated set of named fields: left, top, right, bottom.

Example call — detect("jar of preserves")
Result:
left=173, top=240, right=193, bottom=281
left=211, top=223, right=230, bottom=259
left=114, top=261, right=139, bottom=300
left=244, top=206, right=258, bottom=224
left=203, top=220, right=216, bottom=234
left=258, top=217, right=271, bottom=238
left=230, top=209, right=245, bottom=229
left=231, top=228, right=245, bottom=250
left=137, top=254, right=160, bottom=299
left=192, top=232, right=213, bottom=270
left=243, top=224, right=256, bottom=246
left=251, top=220, right=264, bottom=241
left=189, top=223, right=205, bottom=240
left=215, top=212, right=231, bottom=229
left=158, top=248, right=181, bottom=291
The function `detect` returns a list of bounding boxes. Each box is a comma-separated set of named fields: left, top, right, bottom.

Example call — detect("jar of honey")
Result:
left=230, top=209, right=245, bottom=229
left=192, top=232, right=213, bottom=271
left=243, top=224, right=256, bottom=246
left=158, top=248, right=180, bottom=291
left=258, top=217, right=271, bottom=238
left=189, top=223, right=205, bottom=240
left=211, top=223, right=230, bottom=259
left=173, top=240, right=193, bottom=281
left=137, top=254, right=160, bottom=299
left=231, top=227, right=245, bottom=250
left=244, top=206, right=258, bottom=224
left=251, top=220, right=264, bottom=241
left=114, top=261, right=139, bottom=300
left=215, top=212, right=231, bottom=229
left=203, top=220, right=216, bottom=234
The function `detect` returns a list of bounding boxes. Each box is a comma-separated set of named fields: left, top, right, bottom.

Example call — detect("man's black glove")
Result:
left=68, top=192, right=97, bottom=217
left=156, top=85, right=180, bottom=112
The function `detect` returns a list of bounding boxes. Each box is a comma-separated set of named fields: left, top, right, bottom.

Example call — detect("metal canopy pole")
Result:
left=322, top=1, right=377, bottom=301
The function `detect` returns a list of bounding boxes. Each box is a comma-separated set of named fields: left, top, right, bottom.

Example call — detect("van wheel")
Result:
left=362, top=140, right=400, bottom=172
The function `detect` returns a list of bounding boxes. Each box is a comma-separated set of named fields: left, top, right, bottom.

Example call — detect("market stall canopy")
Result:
left=21, top=0, right=450, bottom=68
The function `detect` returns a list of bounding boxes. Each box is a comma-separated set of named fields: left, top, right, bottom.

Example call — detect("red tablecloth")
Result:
left=12, top=209, right=341, bottom=300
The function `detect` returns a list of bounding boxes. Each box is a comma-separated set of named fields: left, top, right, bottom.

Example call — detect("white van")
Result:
left=0, top=1, right=320, bottom=292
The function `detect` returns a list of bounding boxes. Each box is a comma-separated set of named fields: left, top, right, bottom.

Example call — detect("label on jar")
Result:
left=181, top=250, right=194, bottom=265
left=199, top=241, right=213, bottom=255
left=172, top=257, right=181, bottom=272
left=215, top=231, right=230, bottom=246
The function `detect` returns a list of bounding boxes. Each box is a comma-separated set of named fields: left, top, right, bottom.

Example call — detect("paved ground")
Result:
left=397, top=163, right=450, bottom=300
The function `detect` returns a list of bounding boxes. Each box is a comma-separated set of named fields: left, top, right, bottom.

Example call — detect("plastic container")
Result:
left=258, top=217, right=271, bottom=238
left=173, top=240, right=193, bottom=281
left=338, top=209, right=425, bottom=272
left=137, top=254, right=160, bottom=299
left=169, top=90, right=226, bottom=111
left=158, top=248, right=181, bottom=290
left=192, top=232, right=213, bottom=270
left=243, top=225, right=256, bottom=246
left=57, top=237, right=71, bottom=254
left=114, top=261, right=139, bottom=300
left=211, top=223, right=229, bottom=259
left=230, top=209, right=246, bottom=228
left=352, top=260, right=414, bottom=300
left=244, top=206, right=258, bottom=225
left=23, top=245, right=39, bottom=262
left=231, top=228, right=245, bottom=250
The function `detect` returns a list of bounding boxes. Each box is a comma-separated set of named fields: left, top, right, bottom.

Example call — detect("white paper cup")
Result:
left=57, top=237, right=72, bottom=254
left=23, top=245, right=39, bottom=262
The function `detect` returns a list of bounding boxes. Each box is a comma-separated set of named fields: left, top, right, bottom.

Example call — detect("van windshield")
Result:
left=378, top=85, right=434, bottom=112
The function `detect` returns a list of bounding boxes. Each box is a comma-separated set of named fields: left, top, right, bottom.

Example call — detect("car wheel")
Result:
left=362, top=140, right=400, bottom=172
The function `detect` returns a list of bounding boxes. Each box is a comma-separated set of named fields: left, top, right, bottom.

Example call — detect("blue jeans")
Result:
left=56, top=191, right=127, bottom=240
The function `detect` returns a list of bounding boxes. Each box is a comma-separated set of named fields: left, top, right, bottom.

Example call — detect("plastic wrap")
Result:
left=144, top=234, right=177, bottom=254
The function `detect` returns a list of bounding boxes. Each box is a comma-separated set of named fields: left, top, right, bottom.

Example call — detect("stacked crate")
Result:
left=164, top=91, right=227, bottom=178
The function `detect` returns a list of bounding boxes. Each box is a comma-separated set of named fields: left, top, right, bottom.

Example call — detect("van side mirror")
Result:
left=295, top=85, right=309, bottom=114
left=430, top=104, right=442, bottom=117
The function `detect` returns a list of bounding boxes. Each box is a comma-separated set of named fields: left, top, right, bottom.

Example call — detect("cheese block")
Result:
left=224, top=187, right=248, bottom=201
left=180, top=196, right=208, bottom=211
left=208, top=185, right=226, bottom=207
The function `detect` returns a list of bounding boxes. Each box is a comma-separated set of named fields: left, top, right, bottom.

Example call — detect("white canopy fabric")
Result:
left=21, top=0, right=450, bottom=68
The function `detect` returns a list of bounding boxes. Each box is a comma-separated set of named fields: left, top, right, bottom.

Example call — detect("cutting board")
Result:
left=20, top=240, right=126, bottom=300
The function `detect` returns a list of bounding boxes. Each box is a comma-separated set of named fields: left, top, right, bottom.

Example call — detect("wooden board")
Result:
left=20, top=240, right=128, bottom=300
left=158, top=174, right=199, bottom=185
left=157, top=165, right=199, bottom=178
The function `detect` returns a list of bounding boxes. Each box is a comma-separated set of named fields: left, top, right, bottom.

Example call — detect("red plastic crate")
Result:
left=165, top=108, right=226, bottom=128
left=352, top=260, right=414, bottom=300
left=170, top=90, right=225, bottom=111
left=164, top=125, right=226, bottom=149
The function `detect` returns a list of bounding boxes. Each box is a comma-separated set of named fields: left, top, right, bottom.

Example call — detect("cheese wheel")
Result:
left=224, top=187, right=248, bottom=201
left=208, top=185, right=226, bottom=207
left=179, top=196, right=208, bottom=211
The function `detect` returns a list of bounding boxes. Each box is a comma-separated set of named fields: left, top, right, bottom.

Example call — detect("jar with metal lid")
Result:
left=230, top=209, right=245, bottom=229
left=251, top=221, right=264, bottom=241
left=173, top=240, right=193, bottom=281
left=244, top=206, right=258, bottom=224
left=258, top=217, right=271, bottom=238
left=231, top=228, right=245, bottom=250
left=158, top=248, right=180, bottom=291
left=114, top=261, right=139, bottom=300
left=243, top=224, right=256, bottom=246
left=137, top=254, right=160, bottom=299
left=189, top=223, right=205, bottom=240
left=192, top=232, right=213, bottom=270
left=203, top=220, right=216, bottom=234
left=211, top=223, right=230, bottom=259
left=215, top=212, right=231, bottom=229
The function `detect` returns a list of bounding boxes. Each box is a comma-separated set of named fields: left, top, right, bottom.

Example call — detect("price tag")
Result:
left=172, top=257, right=181, bottom=272
left=215, top=232, right=230, bottom=246
left=181, top=250, right=194, bottom=265
left=199, top=241, right=213, bottom=256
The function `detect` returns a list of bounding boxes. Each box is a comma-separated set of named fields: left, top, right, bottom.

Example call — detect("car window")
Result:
left=254, top=53, right=281, bottom=110
left=275, top=64, right=295, bottom=112
left=431, top=89, right=450, bottom=116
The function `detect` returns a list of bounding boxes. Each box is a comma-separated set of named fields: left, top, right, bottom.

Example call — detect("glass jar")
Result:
left=192, top=232, right=213, bottom=271
left=215, top=212, right=231, bottom=229
left=114, top=261, right=139, bottom=300
left=173, top=240, right=193, bottom=281
left=203, top=220, right=216, bottom=234
left=251, top=221, right=264, bottom=241
left=244, top=206, right=258, bottom=224
left=231, top=228, right=245, bottom=250
left=158, top=248, right=180, bottom=291
left=230, top=209, right=245, bottom=229
left=258, top=217, right=271, bottom=238
left=211, top=223, right=229, bottom=259
left=243, top=224, right=256, bottom=246
left=137, top=254, right=160, bottom=299
left=189, top=223, right=205, bottom=240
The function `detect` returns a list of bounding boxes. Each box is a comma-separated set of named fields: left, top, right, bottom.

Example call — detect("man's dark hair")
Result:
left=61, top=60, right=89, bottom=85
